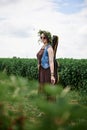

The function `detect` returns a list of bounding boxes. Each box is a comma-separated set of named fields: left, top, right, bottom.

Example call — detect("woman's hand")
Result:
left=51, top=75, right=55, bottom=85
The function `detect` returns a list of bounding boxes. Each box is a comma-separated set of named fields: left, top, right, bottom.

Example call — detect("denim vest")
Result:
left=41, top=44, right=50, bottom=69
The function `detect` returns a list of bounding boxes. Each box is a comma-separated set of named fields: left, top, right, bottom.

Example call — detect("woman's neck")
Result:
left=44, top=42, right=48, bottom=46
left=42, top=43, right=48, bottom=49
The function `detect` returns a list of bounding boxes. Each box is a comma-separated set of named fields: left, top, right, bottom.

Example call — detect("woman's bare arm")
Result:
left=48, top=46, right=55, bottom=84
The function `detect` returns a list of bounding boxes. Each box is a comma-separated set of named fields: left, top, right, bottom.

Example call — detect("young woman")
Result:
left=37, top=30, right=58, bottom=97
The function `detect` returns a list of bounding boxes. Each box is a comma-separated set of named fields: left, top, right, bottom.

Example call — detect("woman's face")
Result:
left=40, top=33, right=48, bottom=44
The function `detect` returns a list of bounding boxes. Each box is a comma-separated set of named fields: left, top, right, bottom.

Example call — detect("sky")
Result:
left=0, top=0, right=87, bottom=59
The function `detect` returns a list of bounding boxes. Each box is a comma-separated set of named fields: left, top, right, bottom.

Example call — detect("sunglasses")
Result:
left=40, top=36, right=46, bottom=40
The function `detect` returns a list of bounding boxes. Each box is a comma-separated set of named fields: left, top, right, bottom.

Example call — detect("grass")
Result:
left=0, top=71, right=87, bottom=130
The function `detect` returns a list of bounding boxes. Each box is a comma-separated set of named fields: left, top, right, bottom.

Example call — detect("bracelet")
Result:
left=51, top=73, right=54, bottom=76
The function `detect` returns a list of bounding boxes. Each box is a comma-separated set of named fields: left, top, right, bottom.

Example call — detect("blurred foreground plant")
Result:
left=36, top=84, right=87, bottom=130
left=0, top=72, right=35, bottom=130
left=0, top=72, right=87, bottom=130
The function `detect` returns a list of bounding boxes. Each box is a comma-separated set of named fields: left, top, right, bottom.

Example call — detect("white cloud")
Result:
left=0, top=0, right=87, bottom=59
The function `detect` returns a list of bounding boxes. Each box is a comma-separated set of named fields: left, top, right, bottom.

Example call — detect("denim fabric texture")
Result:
left=41, top=44, right=51, bottom=69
